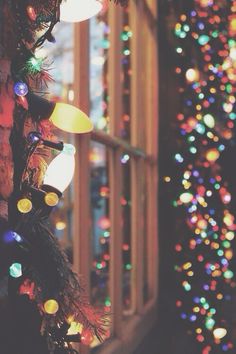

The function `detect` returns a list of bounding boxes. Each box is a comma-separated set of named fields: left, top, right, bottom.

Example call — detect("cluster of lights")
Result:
left=16, top=134, right=76, bottom=215
left=90, top=7, right=111, bottom=132
left=171, top=0, right=236, bottom=352
left=120, top=6, right=132, bottom=140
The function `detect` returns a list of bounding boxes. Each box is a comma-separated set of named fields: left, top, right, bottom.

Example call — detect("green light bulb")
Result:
left=9, top=263, right=22, bottom=278
left=198, top=35, right=210, bottom=45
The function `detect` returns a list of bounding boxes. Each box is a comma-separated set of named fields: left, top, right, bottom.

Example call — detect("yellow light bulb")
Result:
left=44, top=299, right=59, bottom=315
left=17, top=198, right=33, bottom=214
left=50, top=103, right=93, bottom=133
left=44, top=192, right=59, bottom=207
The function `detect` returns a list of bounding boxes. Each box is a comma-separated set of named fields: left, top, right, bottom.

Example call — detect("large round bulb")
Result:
left=60, top=0, right=102, bottom=23
left=43, top=144, right=76, bottom=193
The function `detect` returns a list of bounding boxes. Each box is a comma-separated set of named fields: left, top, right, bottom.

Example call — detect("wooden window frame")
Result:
left=72, top=1, right=158, bottom=353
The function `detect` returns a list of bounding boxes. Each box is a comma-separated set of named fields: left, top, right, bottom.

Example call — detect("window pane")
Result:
left=40, top=22, right=75, bottom=256
left=50, top=193, right=74, bottom=263
left=121, top=152, right=133, bottom=313
left=89, top=141, right=111, bottom=348
left=90, top=10, right=110, bottom=132
left=37, top=22, right=74, bottom=101
left=120, top=6, right=132, bottom=141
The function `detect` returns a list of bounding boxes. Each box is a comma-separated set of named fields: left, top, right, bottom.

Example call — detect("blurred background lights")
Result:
left=179, top=192, right=194, bottom=203
left=175, top=153, right=184, bottom=163
left=186, top=68, right=200, bottom=82
left=203, top=114, right=215, bottom=128
left=198, top=0, right=213, bottom=7
left=213, top=328, right=227, bottom=340
left=205, top=148, right=220, bottom=162
left=198, top=34, right=210, bottom=45
left=56, top=221, right=67, bottom=231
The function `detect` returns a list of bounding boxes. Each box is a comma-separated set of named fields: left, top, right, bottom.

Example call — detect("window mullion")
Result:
left=110, top=147, right=123, bottom=337
left=74, top=21, right=91, bottom=354
left=131, top=157, right=144, bottom=313
left=108, top=4, right=122, bottom=137
left=130, top=0, right=141, bottom=148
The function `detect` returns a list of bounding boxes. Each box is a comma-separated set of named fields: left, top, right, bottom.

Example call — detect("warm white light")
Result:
left=230, top=47, right=236, bottom=60
left=213, top=327, right=227, bottom=339
left=185, top=68, right=199, bottom=83
left=43, top=144, right=76, bottom=193
left=60, top=0, right=103, bottom=23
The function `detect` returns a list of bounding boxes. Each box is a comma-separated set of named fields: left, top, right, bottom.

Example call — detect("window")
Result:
left=52, top=1, right=158, bottom=353
left=89, top=141, right=111, bottom=309
left=41, top=22, right=75, bottom=259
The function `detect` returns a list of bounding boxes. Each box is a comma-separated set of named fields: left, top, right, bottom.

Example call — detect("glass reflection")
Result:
left=90, top=10, right=110, bottom=132
left=120, top=6, right=132, bottom=140
left=121, top=152, right=132, bottom=313
left=50, top=196, right=74, bottom=263
left=89, top=141, right=111, bottom=311
left=42, top=22, right=75, bottom=256
left=36, top=22, right=74, bottom=101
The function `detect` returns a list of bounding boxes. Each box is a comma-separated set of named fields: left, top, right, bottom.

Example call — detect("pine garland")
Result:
left=0, top=0, right=126, bottom=352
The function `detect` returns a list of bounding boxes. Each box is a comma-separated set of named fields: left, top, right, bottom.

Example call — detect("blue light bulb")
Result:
left=3, top=230, right=22, bottom=244
left=14, top=82, right=29, bottom=97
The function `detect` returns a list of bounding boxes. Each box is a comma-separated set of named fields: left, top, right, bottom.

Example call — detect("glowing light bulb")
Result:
left=205, top=318, right=215, bottom=330
left=9, top=263, right=22, bottom=278
left=44, top=192, right=59, bottom=206
left=27, top=6, right=37, bottom=20
left=198, top=35, right=210, bottom=46
left=44, top=299, right=59, bottom=314
left=198, top=0, right=213, bottom=7
left=60, top=0, right=102, bottom=23
left=203, top=114, right=215, bottom=128
left=50, top=103, right=93, bottom=134
left=213, top=328, right=227, bottom=339
left=17, top=198, right=33, bottom=213
left=3, top=231, right=22, bottom=244
left=229, top=16, right=236, bottom=36
left=205, top=148, right=220, bottom=162
left=14, top=82, right=28, bottom=97
left=179, top=192, right=194, bottom=203
left=185, top=68, right=199, bottom=82
left=230, top=47, right=236, bottom=60
left=43, top=144, right=76, bottom=193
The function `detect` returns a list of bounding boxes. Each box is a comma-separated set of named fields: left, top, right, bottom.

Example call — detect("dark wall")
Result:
left=157, top=1, right=199, bottom=353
